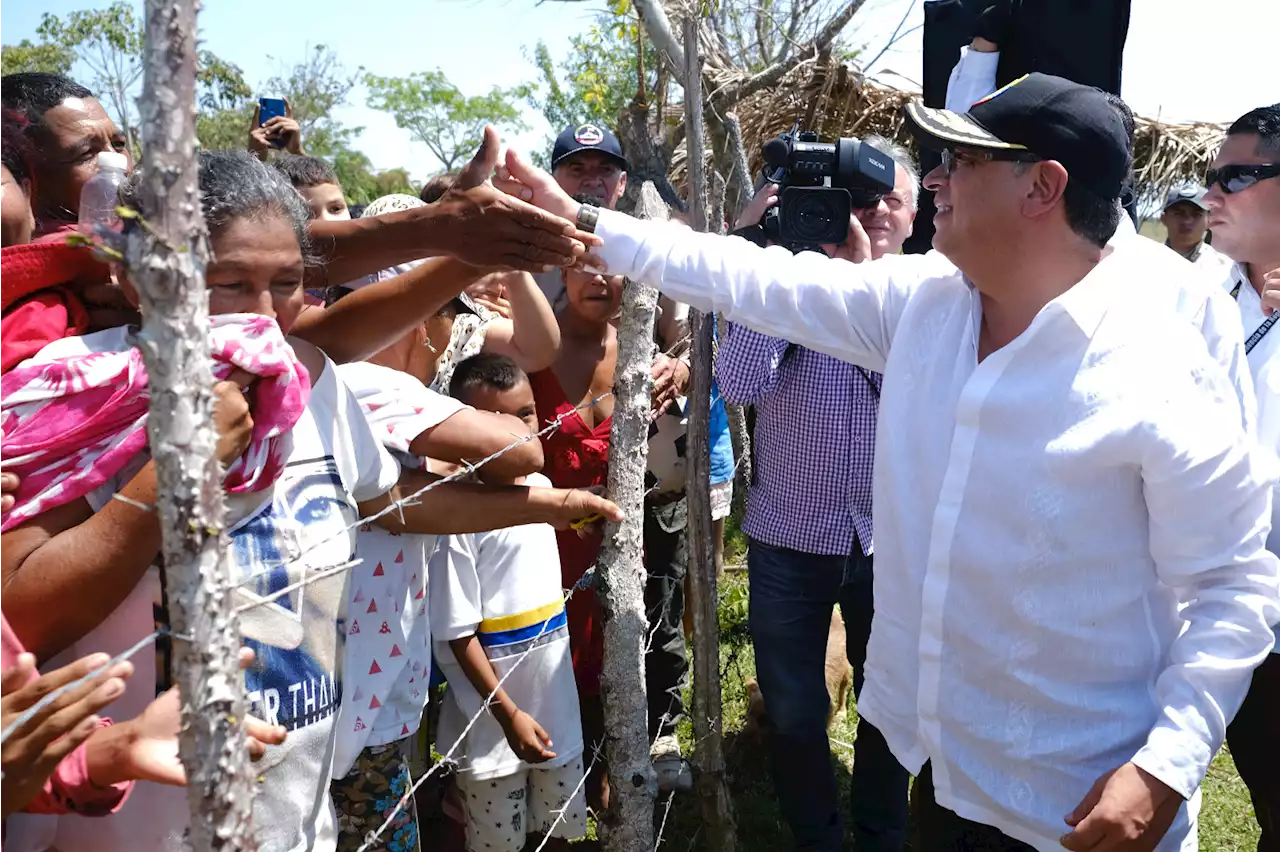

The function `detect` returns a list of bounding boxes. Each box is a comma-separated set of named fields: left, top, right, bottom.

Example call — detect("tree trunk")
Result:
left=681, top=17, right=737, bottom=852
left=595, top=180, right=667, bottom=852
left=127, top=1, right=258, bottom=848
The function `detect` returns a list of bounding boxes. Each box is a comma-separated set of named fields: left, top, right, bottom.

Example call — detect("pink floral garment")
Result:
left=0, top=313, right=310, bottom=532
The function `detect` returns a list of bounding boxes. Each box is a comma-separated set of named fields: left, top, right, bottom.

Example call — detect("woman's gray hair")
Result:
left=119, top=149, right=312, bottom=259
left=862, top=134, right=920, bottom=210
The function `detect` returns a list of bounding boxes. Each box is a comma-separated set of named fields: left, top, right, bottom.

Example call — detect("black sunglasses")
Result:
left=940, top=147, right=1043, bottom=176
left=1205, top=163, right=1280, bottom=195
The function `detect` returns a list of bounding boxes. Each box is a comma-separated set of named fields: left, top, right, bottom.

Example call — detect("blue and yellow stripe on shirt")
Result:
left=477, top=601, right=568, bottom=656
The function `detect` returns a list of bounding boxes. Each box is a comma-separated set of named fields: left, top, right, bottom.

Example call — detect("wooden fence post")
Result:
left=682, top=16, right=738, bottom=852
left=127, top=1, right=258, bottom=848
left=596, top=181, right=669, bottom=852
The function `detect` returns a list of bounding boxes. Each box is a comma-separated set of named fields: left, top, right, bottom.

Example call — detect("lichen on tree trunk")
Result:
left=127, top=1, right=258, bottom=848
left=595, top=181, right=668, bottom=852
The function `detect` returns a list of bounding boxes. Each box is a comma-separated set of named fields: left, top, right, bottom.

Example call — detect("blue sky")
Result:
left=4, top=0, right=1277, bottom=185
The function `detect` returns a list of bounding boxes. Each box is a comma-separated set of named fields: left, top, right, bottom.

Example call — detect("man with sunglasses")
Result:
left=1204, top=102, right=1280, bottom=852
left=495, top=71, right=1279, bottom=852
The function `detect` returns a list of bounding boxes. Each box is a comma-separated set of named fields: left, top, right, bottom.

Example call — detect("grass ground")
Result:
left=650, top=569, right=1260, bottom=852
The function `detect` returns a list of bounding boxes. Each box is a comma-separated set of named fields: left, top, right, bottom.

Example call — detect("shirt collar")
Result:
left=1048, top=247, right=1127, bottom=337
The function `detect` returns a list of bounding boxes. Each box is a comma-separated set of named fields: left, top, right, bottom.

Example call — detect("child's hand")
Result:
left=502, top=709, right=556, bottom=763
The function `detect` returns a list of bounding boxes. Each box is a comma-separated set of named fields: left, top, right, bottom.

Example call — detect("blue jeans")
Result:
left=748, top=539, right=910, bottom=852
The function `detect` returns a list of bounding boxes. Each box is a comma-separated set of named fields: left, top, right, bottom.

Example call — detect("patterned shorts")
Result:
left=456, top=756, right=588, bottom=852
left=331, top=738, right=421, bottom=852
left=710, top=478, right=734, bottom=521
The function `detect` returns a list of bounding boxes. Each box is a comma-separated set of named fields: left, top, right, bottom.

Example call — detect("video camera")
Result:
left=759, top=124, right=896, bottom=253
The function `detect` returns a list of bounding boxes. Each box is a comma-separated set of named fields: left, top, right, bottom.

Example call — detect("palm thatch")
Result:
left=676, top=56, right=1225, bottom=210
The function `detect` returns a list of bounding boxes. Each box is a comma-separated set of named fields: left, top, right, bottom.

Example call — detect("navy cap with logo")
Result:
left=903, top=73, right=1131, bottom=199
left=551, top=123, right=629, bottom=171
left=1163, top=184, right=1209, bottom=212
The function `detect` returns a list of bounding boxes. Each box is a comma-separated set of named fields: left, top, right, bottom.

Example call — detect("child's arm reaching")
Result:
left=448, top=636, right=556, bottom=764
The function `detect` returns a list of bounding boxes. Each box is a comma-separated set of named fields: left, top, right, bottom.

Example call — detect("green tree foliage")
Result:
left=30, top=2, right=145, bottom=151
left=1, top=40, right=75, bottom=76
left=364, top=70, right=530, bottom=174
left=527, top=7, right=662, bottom=160
left=194, top=50, right=255, bottom=152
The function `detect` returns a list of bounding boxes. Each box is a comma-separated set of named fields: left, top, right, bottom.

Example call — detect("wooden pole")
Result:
left=596, top=181, right=667, bottom=852
left=127, top=1, right=258, bottom=848
left=682, top=16, right=738, bottom=852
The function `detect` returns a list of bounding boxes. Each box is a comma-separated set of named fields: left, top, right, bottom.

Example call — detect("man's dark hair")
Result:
left=0, top=72, right=94, bottom=137
left=450, top=353, right=528, bottom=403
left=1227, top=103, right=1280, bottom=157
left=1063, top=181, right=1121, bottom=248
left=2, top=109, right=31, bottom=184
left=272, top=154, right=340, bottom=189
left=1104, top=93, right=1136, bottom=157
left=420, top=172, right=458, bottom=204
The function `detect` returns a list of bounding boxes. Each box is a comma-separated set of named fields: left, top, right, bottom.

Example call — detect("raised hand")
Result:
left=1, top=652, right=133, bottom=818
left=433, top=127, right=600, bottom=273
left=1261, top=267, right=1279, bottom=316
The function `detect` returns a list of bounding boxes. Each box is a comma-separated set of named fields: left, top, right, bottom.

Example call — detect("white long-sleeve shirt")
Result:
left=1226, top=262, right=1280, bottom=561
left=593, top=208, right=1279, bottom=849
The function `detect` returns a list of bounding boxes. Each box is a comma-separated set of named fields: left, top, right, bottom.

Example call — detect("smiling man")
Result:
left=497, top=72, right=1280, bottom=852
left=1, top=72, right=132, bottom=236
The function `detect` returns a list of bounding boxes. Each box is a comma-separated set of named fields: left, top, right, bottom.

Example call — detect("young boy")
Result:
left=272, top=154, right=350, bottom=221
left=431, top=353, right=587, bottom=852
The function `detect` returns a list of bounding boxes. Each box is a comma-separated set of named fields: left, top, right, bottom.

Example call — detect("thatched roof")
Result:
left=705, top=57, right=1226, bottom=209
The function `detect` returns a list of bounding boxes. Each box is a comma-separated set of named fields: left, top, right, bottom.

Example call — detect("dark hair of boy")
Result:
left=272, top=154, right=340, bottom=189
left=449, top=353, right=528, bottom=403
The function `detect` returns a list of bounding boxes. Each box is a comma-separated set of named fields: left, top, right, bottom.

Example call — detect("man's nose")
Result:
left=923, top=164, right=947, bottom=191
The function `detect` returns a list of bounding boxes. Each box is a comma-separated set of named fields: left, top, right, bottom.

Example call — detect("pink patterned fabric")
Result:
left=0, top=313, right=310, bottom=532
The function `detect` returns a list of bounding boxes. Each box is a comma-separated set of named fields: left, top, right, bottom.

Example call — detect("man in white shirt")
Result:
left=1203, top=102, right=1280, bottom=851
left=1160, top=185, right=1232, bottom=274
left=498, top=73, right=1280, bottom=851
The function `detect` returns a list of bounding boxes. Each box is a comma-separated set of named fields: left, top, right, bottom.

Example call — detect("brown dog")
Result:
left=743, top=609, right=854, bottom=738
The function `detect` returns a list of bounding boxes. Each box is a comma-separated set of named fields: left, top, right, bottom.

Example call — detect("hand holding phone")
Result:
left=248, top=98, right=303, bottom=158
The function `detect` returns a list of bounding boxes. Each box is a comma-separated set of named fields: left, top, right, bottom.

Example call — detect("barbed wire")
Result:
left=0, top=630, right=164, bottom=746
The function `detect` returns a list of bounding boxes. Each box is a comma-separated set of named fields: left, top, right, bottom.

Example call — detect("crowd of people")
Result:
left=0, top=30, right=1277, bottom=852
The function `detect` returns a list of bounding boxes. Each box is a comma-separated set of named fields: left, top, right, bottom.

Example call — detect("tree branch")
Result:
left=711, top=0, right=868, bottom=111
left=632, top=0, right=685, bottom=76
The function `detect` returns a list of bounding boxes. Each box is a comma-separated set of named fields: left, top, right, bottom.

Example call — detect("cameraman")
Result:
left=716, top=136, right=916, bottom=852
left=498, top=74, right=1278, bottom=851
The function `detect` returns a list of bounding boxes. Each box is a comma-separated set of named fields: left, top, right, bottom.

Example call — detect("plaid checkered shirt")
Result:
left=717, top=321, right=879, bottom=556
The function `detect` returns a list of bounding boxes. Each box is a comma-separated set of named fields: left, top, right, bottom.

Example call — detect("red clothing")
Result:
left=0, top=614, right=132, bottom=817
left=529, top=368, right=611, bottom=696
left=0, top=236, right=107, bottom=374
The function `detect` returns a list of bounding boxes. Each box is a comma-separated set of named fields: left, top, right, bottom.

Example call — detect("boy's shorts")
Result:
left=455, top=755, right=588, bottom=852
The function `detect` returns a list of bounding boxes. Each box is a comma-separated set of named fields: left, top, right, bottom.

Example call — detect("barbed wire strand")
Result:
left=225, top=391, right=614, bottom=600
left=0, top=630, right=163, bottom=745
left=531, top=742, right=603, bottom=852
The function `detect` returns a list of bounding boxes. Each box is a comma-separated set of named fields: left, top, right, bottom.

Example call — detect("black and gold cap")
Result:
left=904, top=72, right=1130, bottom=199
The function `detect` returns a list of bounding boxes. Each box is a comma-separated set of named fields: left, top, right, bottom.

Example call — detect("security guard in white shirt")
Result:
left=1160, top=185, right=1233, bottom=274
left=495, top=72, right=1280, bottom=852
left=1203, top=101, right=1280, bottom=852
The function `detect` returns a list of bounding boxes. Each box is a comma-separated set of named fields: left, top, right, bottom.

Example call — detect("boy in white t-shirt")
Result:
left=431, top=354, right=587, bottom=852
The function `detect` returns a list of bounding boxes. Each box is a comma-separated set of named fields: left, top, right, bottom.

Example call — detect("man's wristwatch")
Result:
left=576, top=204, right=600, bottom=234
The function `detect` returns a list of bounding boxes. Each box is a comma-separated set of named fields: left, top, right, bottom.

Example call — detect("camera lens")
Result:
left=782, top=187, right=851, bottom=245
